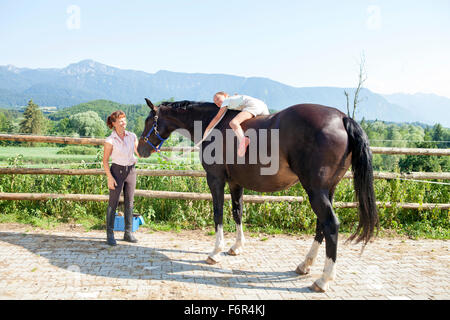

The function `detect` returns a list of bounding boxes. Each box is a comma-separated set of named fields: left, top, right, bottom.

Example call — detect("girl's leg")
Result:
left=229, top=111, right=254, bottom=141
left=229, top=111, right=254, bottom=157
left=123, top=165, right=138, bottom=242
left=106, top=164, right=125, bottom=246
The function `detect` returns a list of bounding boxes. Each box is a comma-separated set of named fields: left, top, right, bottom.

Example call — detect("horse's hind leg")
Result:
left=296, top=187, right=337, bottom=275
left=296, top=218, right=324, bottom=275
left=306, top=189, right=340, bottom=292
left=228, top=183, right=245, bottom=256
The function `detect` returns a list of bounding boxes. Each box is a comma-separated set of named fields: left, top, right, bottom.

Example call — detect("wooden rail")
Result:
left=0, top=134, right=105, bottom=146
left=1, top=134, right=449, bottom=156
left=0, top=191, right=302, bottom=204
left=0, top=133, right=191, bottom=151
left=0, top=167, right=449, bottom=181
left=370, top=147, right=450, bottom=156
left=0, top=168, right=207, bottom=177
left=0, top=191, right=448, bottom=209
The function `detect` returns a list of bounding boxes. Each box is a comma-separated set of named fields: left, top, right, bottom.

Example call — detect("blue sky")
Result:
left=1, top=0, right=450, bottom=98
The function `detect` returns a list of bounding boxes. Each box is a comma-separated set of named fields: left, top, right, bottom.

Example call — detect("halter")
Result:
left=142, top=116, right=168, bottom=152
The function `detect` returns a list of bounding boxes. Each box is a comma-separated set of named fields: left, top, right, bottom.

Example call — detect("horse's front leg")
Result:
left=206, top=174, right=225, bottom=265
left=228, top=183, right=245, bottom=256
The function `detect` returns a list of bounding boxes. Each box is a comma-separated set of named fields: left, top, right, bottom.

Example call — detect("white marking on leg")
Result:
left=314, top=257, right=336, bottom=291
left=230, top=224, right=245, bottom=255
left=297, top=240, right=320, bottom=274
left=208, top=225, right=224, bottom=262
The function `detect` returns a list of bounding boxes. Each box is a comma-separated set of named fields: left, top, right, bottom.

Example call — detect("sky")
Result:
left=1, top=0, right=450, bottom=98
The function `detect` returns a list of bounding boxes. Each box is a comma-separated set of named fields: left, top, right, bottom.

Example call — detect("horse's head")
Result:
left=137, top=98, right=173, bottom=158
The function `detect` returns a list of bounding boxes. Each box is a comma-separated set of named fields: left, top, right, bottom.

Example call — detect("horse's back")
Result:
left=215, top=103, right=350, bottom=192
left=239, top=103, right=349, bottom=155
left=238, top=103, right=346, bottom=131
left=276, top=103, right=347, bottom=128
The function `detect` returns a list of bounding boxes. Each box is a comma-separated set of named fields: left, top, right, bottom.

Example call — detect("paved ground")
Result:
left=0, top=223, right=448, bottom=300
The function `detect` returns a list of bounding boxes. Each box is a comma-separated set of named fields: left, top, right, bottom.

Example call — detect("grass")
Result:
left=144, top=221, right=183, bottom=233
left=0, top=211, right=60, bottom=229
left=0, top=210, right=421, bottom=242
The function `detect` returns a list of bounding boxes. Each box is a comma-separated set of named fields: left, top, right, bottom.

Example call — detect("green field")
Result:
left=0, top=146, right=200, bottom=168
left=0, top=146, right=98, bottom=165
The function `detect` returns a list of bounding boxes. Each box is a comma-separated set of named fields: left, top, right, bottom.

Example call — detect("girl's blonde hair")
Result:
left=214, top=91, right=229, bottom=98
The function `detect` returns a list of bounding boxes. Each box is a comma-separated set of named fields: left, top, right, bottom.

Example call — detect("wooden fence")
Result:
left=0, top=133, right=449, bottom=210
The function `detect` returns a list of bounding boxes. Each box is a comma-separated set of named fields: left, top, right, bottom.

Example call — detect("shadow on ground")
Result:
left=0, top=231, right=317, bottom=294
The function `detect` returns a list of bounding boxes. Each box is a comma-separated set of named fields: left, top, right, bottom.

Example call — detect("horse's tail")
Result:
left=343, top=116, right=379, bottom=244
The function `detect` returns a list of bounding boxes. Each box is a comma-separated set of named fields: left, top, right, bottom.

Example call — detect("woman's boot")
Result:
left=124, top=206, right=138, bottom=243
left=106, top=206, right=117, bottom=246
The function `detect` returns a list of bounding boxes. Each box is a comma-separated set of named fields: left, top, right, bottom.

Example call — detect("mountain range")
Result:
left=0, top=59, right=449, bottom=127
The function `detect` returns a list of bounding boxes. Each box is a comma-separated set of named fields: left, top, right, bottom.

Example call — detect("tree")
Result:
left=398, top=146, right=444, bottom=172
left=398, top=126, right=450, bottom=172
left=431, top=124, right=449, bottom=148
left=0, top=112, right=13, bottom=133
left=0, top=111, right=14, bottom=146
left=344, top=53, right=367, bottom=119
left=69, top=111, right=107, bottom=137
left=19, top=100, right=46, bottom=135
left=49, top=118, right=73, bottom=136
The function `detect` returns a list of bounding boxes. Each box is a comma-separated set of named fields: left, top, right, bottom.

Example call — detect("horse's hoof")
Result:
left=228, top=248, right=237, bottom=256
left=206, top=257, right=218, bottom=265
left=295, top=266, right=309, bottom=275
left=309, top=282, right=325, bottom=293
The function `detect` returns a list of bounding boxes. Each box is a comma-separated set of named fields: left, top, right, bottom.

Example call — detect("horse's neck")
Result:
left=164, top=104, right=218, bottom=142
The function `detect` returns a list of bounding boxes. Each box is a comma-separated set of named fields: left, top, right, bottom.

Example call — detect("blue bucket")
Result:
left=113, top=213, right=141, bottom=232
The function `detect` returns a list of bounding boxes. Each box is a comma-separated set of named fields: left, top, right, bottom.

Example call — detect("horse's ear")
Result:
left=145, top=98, right=156, bottom=111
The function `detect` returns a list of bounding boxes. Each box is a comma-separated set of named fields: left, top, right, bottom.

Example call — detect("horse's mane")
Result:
left=159, top=100, right=192, bottom=109
left=160, top=100, right=217, bottom=111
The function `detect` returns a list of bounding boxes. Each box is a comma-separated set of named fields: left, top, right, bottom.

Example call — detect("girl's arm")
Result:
left=203, top=106, right=228, bottom=139
left=103, top=142, right=117, bottom=190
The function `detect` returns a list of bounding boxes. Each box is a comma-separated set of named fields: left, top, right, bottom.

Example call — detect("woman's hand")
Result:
left=134, top=139, right=141, bottom=158
left=107, top=176, right=117, bottom=190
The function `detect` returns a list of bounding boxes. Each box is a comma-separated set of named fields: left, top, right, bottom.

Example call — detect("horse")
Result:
left=137, top=98, right=378, bottom=292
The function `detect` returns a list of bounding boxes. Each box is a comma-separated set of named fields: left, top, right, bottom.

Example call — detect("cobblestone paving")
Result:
left=0, top=223, right=448, bottom=300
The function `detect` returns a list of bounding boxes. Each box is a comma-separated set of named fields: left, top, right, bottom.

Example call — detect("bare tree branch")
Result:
left=352, top=53, right=367, bottom=119
left=344, top=90, right=350, bottom=117
left=343, top=52, right=368, bottom=119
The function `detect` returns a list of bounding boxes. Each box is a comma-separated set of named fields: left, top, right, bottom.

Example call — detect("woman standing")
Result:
left=103, top=110, right=140, bottom=246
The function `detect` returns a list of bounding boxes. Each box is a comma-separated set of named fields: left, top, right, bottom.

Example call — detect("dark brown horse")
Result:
left=137, top=98, right=378, bottom=292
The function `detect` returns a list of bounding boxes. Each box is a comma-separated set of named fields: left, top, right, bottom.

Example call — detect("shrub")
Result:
left=56, top=146, right=98, bottom=155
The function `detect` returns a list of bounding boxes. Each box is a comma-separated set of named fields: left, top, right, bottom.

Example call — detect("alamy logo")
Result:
left=66, top=5, right=81, bottom=30
left=366, top=5, right=382, bottom=31
left=167, top=122, right=280, bottom=176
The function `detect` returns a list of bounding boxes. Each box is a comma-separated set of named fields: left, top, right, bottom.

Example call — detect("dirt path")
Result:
left=0, top=223, right=448, bottom=300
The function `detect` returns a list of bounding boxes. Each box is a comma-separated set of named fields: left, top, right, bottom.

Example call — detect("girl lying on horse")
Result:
left=204, top=92, right=270, bottom=157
